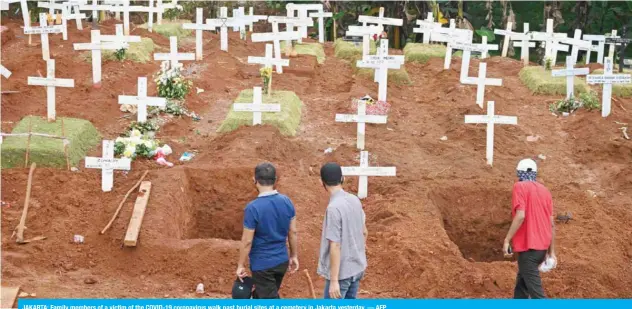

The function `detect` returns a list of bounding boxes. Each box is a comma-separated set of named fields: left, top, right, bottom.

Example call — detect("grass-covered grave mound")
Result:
left=404, top=43, right=460, bottom=64
left=333, top=38, right=376, bottom=62
left=217, top=89, right=303, bottom=136
left=591, top=68, right=632, bottom=97
left=80, top=38, right=155, bottom=63
left=139, top=20, right=192, bottom=39
left=1, top=116, right=101, bottom=169
left=280, top=41, right=326, bottom=64
left=519, top=66, right=589, bottom=96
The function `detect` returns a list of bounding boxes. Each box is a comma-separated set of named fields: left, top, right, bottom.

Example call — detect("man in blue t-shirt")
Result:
left=236, top=162, right=299, bottom=299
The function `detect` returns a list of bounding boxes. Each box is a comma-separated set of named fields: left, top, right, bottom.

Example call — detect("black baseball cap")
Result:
left=232, top=277, right=254, bottom=299
left=320, top=162, right=343, bottom=186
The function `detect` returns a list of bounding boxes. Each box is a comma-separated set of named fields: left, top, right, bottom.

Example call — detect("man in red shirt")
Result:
left=503, top=159, right=556, bottom=299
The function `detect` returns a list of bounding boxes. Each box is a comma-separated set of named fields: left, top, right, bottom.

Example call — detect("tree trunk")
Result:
left=573, top=1, right=590, bottom=31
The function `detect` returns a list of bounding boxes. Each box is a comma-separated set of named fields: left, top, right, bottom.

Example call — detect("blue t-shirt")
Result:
left=243, top=191, right=296, bottom=272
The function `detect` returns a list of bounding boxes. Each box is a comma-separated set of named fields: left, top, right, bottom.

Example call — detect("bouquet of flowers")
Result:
left=155, top=61, right=192, bottom=100
left=260, top=67, right=273, bottom=94
left=352, top=95, right=391, bottom=116
left=372, top=31, right=388, bottom=46
left=114, top=129, right=160, bottom=160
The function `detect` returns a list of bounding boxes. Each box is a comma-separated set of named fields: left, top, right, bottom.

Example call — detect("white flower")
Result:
left=123, top=145, right=135, bottom=158
left=131, top=129, right=142, bottom=138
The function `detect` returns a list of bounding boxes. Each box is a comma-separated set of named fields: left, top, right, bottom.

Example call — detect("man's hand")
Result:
left=236, top=265, right=248, bottom=282
left=328, top=280, right=341, bottom=299
left=288, top=256, right=299, bottom=274
left=503, top=240, right=512, bottom=258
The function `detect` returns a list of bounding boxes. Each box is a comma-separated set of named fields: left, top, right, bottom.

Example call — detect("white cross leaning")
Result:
left=268, top=15, right=314, bottom=46
left=511, top=23, right=536, bottom=66
left=65, top=0, right=87, bottom=30
left=493, top=22, right=518, bottom=57
left=341, top=151, right=396, bottom=199
left=346, top=25, right=383, bottom=58
left=587, top=57, right=632, bottom=118
left=27, top=59, right=74, bottom=121
left=358, top=7, right=403, bottom=32
left=248, top=43, right=290, bottom=74
left=559, top=29, right=591, bottom=65
left=251, top=28, right=302, bottom=74
left=413, top=12, right=441, bottom=44
left=100, top=24, right=141, bottom=44
left=182, top=8, right=217, bottom=60
left=451, top=41, right=485, bottom=82
left=551, top=56, right=590, bottom=99
left=233, top=87, right=281, bottom=126
left=36, top=1, right=68, bottom=40
left=24, top=13, right=63, bottom=60
left=207, top=7, right=248, bottom=52
left=119, top=77, right=166, bottom=123
left=74, top=30, right=128, bottom=86
left=433, top=19, right=474, bottom=70
left=464, top=101, right=517, bottom=166
left=0, top=64, right=11, bottom=79
left=356, top=39, right=404, bottom=102
left=85, top=140, right=131, bottom=192
left=462, top=62, right=502, bottom=109
left=582, top=34, right=606, bottom=64
left=335, top=99, right=387, bottom=150
left=1, top=0, right=30, bottom=28
left=153, top=36, right=195, bottom=69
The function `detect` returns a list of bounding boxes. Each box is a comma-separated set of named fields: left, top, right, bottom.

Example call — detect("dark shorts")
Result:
left=252, top=261, right=289, bottom=299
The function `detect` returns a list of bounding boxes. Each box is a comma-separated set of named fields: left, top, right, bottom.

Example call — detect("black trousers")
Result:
left=252, top=261, right=289, bottom=299
left=514, top=249, right=547, bottom=299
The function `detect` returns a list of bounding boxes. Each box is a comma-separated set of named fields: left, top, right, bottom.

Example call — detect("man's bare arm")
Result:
left=238, top=228, right=255, bottom=267
left=548, top=216, right=556, bottom=255
left=329, top=241, right=341, bottom=281
left=288, top=218, right=298, bottom=258
left=504, top=210, right=526, bottom=243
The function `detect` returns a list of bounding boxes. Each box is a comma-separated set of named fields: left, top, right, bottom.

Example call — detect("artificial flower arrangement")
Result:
left=155, top=61, right=192, bottom=100
left=352, top=95, right=391, bottom=116
left=114, top=129, right=160, bottom=160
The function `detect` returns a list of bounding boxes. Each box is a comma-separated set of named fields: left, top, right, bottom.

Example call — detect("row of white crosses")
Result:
left=74, top=29, right=129, bottom=85
left=358, top=7, right=403, bottom=83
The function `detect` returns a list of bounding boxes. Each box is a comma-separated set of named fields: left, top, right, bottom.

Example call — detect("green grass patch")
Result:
left=80, top=37, right=155, bottom=63
left=591, top=68, right=632, bottom=97
left=139, top=20, right=192, bottom=39
left=217, top=90, right=303, bottom=136
left=403, top=43, right=461, bottom=64
left=280, top=41, right=326, bottom=64
left=1, top=116, right=101, bottom=169
left=519, top=66, right=588, bottom=96
left=333, top=38, right=377, bottom=62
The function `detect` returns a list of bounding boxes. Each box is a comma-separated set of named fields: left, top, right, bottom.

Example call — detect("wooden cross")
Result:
left=0, top=64, right=11, bottom=79
left=118, top=77, right=166, bottom=123
left=182, top=8, right=217, bottom=60
left=335, top=99, right=387, bottom=150
left=27, top=59, right=74, bottom=121
left=582, top=34, right=606, bottom=65
left=24, top=13, right=63, bottom=60
left=85, top=140, right=131, bottom=192
left=346, top=25, right=382, bottom=58
left=493, top=22, right=517, bottom=57
left=511, top=23, right=536, bottom=66
left=587, top=57, right=632, bottom=117
left=559, top=29, right=592, bottom=65
left=251, top=28, right=302, bottom=74
left=74, top=30, right=128, bottom=85
left=206, top=7, right=248, bottom=51
left=341, top=151, right=396, bottom=199
left=100, top=24, right=141, bottom=44
left=464, top=101, right=517, bottom=166
left=356, top=39, right=404, bottom=102
left=153, top=36, right=195, bottom=69
left=551, top=56, right=590, bottom=99
left=413, top=12, right=441, bottom=44
left=247, top=43, right=290, bottom=92
left=462, top=62, right=502, bottom=109
left=233, top=87, right=281, bottom=126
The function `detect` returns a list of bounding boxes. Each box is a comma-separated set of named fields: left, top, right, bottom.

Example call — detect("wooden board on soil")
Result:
left=1, top=286, right=20, bottom=309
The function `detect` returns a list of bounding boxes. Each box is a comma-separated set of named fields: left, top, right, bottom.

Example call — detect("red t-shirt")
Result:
left=511, top=181, right=553, bottom=252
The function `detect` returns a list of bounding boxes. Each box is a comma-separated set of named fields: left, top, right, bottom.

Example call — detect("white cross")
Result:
left=268, top=15, right=314, bottom=46
left=587, top=57, right=632, bottom=118
left=413, top=12, right=441, bottom=44
left=245, top=7, right=267, bottom=32
left=493, top=22, right=517, bottom=57
left=155, top=0, right=178, bottom=25
left=551, top=56, right=590, bottom=99
left=0, top=64, right=11, bottom=79
left=308, top=10, right=333, bottom=43
left=1, top=0, right=30, bottom=28
left=153, top=36, right=195, bottom=69
left=27, top=59, right=74, bottom=121
left=559, top=29, right=591, bottom=65
left=108, top=0, right=163, bottom=35
left=36, top=1, right=68, bottom=40
left=464, top=101, right=517, bottom=166
left=582, top=34, right=606, bottom=64
left=462, top=62, right=502, bottom=109
left=74, top=30, right=128, bottom=85
left=66, top=0, right=86, bottom=30
left=530, top=19, right=568, bottom=65
left=251, top=27, right=302, bottom=74
left=346, top=25, right=382, bottom=58
left=474, top=36, right=498, bottom=59
left=233, top=87, right=281, bottom=126
left=432, top=19, right=473, bottom=69
left=356, top=39, right=404, bottom=102
left=232, top=7, right=244, bottom=32
left=100, top=24, right=141, bottom=44
left=606, top=30, right=621, bottom=60
left=358, top=7, right=403, bottom=32
left=335, top=99, right=387, bottom=150
left=24, top=13, right=63, bottom=60
left=85, top=140, right=131, bottom=192
left=103, top=0, right=124, bottom=20
left=206, top=7, right=248, bottom=51
left=119, top=77, right=166, bottom=123
left=451, top=41, right=486, bottom=82
left=183, top=8, right=217, bottom=60
left=511, top=23, right=536, bottom=66
left=248, top=43, right=290, bottom=73
left=286, top=3, right=323, bottom=40
left=78, top=1, right=115, bottom=23
left=341, top=151, right=396, bottom=199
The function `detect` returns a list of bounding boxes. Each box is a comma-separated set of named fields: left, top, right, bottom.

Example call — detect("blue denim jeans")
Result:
left=323, top=272, right=364, bottom=299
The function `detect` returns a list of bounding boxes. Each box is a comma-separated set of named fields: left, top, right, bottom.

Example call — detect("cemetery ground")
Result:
left=2, top=19, right=632, bottom=299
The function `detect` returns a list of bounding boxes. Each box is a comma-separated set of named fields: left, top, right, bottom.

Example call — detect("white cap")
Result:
left=517, top=158, right=537, bottom=172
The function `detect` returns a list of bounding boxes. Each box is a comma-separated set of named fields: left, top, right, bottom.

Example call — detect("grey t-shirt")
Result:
left=317, top=189, right=367, bottom=280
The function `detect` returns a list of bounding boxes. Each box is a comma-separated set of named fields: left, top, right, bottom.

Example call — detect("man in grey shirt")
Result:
left=317, top=162, right=368, bottom=299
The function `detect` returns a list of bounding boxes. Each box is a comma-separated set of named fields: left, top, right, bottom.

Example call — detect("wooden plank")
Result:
left=1, top=286, right=20, bottom=309
left=123, top=181, right=152, bottom=247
